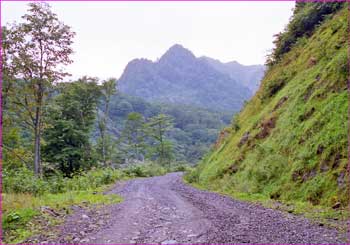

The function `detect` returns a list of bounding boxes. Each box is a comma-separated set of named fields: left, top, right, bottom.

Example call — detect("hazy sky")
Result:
left=2, top=1, right=294, bottom=80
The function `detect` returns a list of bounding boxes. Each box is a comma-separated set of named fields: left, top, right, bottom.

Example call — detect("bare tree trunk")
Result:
left=101, top=129, right=106, bottom=165
left=102, top=98, right=111, bottom=166
left=34, top=106, right=41, bottom=177
left=34, top=81, right=43, bottom=177
left=159, top=122, right=165, bottom=165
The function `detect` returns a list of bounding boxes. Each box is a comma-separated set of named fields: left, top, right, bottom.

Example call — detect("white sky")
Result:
left=2, top=1, right=294, bottom=80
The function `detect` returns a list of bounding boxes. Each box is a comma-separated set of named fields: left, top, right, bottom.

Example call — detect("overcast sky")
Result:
left=2, top=1, right=294, bottom=80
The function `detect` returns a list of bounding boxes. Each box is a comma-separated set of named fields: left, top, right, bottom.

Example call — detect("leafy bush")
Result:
left=2, top=168, right=48, bottom=196
left=2, top=167, right=126, bottom=196
left=184, top=168, right=200, bottom=183
left=123, top=163, right=166, bottom=177
left=169, top=162, right=192, bottom=172
left=267, top=2, right=344, bottom=65
left=3, top=161, right=192, bottom=196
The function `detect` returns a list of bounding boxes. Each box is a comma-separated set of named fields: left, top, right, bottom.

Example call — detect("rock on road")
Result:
left=58, top=173, right=347, bottom=244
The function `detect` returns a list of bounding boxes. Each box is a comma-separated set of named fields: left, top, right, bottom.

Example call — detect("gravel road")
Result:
left=44, top=172, right=347, bottom=244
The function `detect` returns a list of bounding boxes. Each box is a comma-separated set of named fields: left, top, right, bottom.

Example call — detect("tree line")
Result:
left=2, top=2, right=174, bottom=178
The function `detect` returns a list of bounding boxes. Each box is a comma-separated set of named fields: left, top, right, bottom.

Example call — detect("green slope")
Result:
left=188, top=5, right=348, bottom=209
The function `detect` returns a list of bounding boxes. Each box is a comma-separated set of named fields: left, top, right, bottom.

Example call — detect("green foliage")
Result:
left=107, top=93, right=230, bottom=163
left=230, top=115, right=240, bottom=132
left=123, top=162, right=190, bottom=178
left=2, top=165, right=128, bottom=244
left=2, top=2, right=75, bottom=176
left=123, top=163, right=167, bottom=177
left=192, top=5, right=349, bottom=212
left=3, top=167, right=125, bottom=196
left=2, top=185, right=122, bottom=244
left=267, top=2, right=344, bottom=65
left=184, top=168, right=201, bottom=184
left=97, top=78, right=118, bottom=165
left=2, top=208, right=39, bottom=244
left=2, top=168, right=49, bottom=196
left=43, top=78, right=101, bottom=176
left=119, top=112, right=147, bottom=161
left=145, top=114, right=175, bottom=166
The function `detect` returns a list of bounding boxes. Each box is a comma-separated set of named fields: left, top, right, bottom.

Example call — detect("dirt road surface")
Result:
left=40, top=172, right=347, bottom=244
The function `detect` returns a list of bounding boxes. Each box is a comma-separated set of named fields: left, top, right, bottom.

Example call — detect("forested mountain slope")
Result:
left=187, top=3, right=348, bottom=208
left=117, top=44, right=255, bottom=112
left=101, top=93, right=232, bottom=163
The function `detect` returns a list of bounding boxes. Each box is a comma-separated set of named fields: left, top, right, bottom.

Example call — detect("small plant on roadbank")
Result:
left=2, top=167, right=126, bottom=244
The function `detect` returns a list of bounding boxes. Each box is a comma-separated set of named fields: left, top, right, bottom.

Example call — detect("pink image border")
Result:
left=0, top=0, right=349, bottom=244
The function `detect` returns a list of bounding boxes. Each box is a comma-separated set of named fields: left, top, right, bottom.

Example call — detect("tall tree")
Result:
left=43, top=78, right=101, bottom=176
left=122, top=112, right=146, bottom=162
left=145, top=114, right=174, bottom=166
left=2, top=3, right=75, bottom=176
left=98, top=78, right=117, bottom=165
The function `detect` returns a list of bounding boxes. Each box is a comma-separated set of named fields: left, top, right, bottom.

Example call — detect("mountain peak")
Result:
left=167, top=43, right=188, bottom=51
left=159, top=44, right=196, bottom=64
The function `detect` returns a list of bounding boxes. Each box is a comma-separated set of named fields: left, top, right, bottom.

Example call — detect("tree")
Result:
left=121, top=112, right=146, bottom=162
left=266, top=2, right=344, bottom=66
left=145, top=114, right=174, bottom=166
left=115, top=100, right=134, bottom=117
left=43, top=78, right=101, bottom=177
left=2, top=2, right=75, bottom=176
left=97, top=78, right=117, bottom=165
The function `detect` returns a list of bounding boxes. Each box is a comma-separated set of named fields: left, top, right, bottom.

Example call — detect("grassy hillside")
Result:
left=187, top=5, right=348, bottom=211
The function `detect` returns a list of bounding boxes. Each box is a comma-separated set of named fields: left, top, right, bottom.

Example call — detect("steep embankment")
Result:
left=188, top=5, right=348, bottom=209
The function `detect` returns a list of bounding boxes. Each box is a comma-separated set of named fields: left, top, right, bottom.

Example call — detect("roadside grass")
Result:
left=2, top=186, right=122, bottom=244
left=2, top=162, right=185, bottom=244
left=123, top=161, right=191, bottom=178
left=2, top=167, right=127, bottom=244
left=185, top=177, right=349, bottom=233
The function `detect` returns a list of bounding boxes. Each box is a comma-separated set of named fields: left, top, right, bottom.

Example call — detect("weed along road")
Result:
left=52, top=173, right=345, bottom=244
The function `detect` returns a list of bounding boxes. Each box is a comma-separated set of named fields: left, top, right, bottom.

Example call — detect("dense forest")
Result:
left=104, top=93, right=232, bottom=163
left=187, top=2, right=348, bottom=211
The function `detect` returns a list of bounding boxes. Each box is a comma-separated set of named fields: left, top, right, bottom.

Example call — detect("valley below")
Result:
left=31, top=173, right=347, bottom=244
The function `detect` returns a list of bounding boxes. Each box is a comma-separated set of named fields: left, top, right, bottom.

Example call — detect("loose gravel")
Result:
left=31, top=172, right=348, bottom=244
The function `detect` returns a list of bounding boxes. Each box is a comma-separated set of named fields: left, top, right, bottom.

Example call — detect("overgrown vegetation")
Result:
left=2, top=163, right=172, bottom=244
left=187, top=3, right=348, bottom=220
left=266, top=2, right=345, bottom=66
left=2, top=167, right=124, bottom=243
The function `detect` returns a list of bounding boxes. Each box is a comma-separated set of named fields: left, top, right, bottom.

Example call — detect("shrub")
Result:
left=2, top=168, right=48, bottom=196
left=267, top=2, right=344, bottom=66
left=184, top=168, right=200, bottom=183
left=123, top=163, right=166, bottom=177
left=2, top=167, right=125, bottom=196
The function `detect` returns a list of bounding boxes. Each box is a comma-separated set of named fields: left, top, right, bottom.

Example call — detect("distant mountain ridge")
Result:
left=118, top=44, right=264, bottom=112
left=199, top=56, right=265, bottom=93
